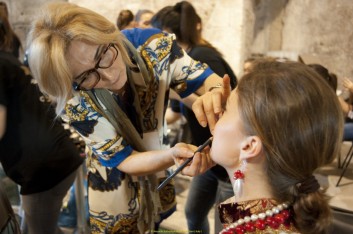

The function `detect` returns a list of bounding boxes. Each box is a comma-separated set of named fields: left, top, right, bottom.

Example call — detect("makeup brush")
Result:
left=157, top=137, right=213, bottom=191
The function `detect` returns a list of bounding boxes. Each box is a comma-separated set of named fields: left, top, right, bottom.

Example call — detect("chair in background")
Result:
left=336, top=141, right=353, bottom=186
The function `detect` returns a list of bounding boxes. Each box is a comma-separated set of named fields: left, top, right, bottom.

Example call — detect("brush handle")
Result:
left=157, top=137, right=213, bottom=191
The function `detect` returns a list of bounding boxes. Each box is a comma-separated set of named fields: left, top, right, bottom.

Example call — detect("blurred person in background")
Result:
left=135, top=9, right=154, bottom=28
left=0, top=9, right=84, bottom=234
left=0, top=1, right=21, bottom=58
left=116, top=9, right=136, bottom=30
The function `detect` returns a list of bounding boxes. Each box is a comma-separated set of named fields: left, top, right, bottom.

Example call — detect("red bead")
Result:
left=269, top=219, right=280, bottom=229
left=274, top=213, right=285, bottom=224
left=266, top=216, right=275, bottom=225
left=255, top=219, right=266, bottom=230
left=281, top=209, right=290, bottom=219
left=233, top=170, right=244, bottom=180
left=244, top=222, right=255, bottom=232
left=235, top=225, right=245, bottom=234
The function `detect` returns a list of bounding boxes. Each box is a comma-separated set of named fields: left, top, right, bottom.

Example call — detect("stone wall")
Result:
left=67, top=0, right=244, bottom=75
left=2, top=0, right=65, bottom=57
left=282, top=0, right=353, bottom=82
left=249, top=0, right=353, bottom=85
left=3, top=0, right=353, bottom=84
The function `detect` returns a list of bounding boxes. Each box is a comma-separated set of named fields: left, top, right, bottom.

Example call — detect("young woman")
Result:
left=211, top=61, right=342, bottom=234
left=26, top=2, right=222, bottom=233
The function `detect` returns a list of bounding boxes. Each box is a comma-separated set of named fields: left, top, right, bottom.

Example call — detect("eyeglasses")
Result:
left=72, top=43, right=118, bottom=91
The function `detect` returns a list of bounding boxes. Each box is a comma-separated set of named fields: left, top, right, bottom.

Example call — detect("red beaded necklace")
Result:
left=220, top=202, right=293, bottom=234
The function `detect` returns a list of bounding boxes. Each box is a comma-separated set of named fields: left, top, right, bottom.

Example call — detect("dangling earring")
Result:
left=233, top=160, right=247, bottom=199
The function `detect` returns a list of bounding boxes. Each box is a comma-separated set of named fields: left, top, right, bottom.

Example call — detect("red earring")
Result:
left=233, top=170, right=245, bottom=180
left=233, top=160, right=247, bottom=199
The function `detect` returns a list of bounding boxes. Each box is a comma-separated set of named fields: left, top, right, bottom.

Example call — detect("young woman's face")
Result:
left=211, top=90, right=247, bottom=169
left=67, top=40, right=127, bottom=93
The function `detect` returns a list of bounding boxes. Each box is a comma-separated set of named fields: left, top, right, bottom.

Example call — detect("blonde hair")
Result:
left=237, top=61, right=343, bottom=233
left=26, top=2, right=133, bottom=114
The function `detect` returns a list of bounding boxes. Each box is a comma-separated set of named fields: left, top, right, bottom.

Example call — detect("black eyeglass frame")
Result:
left=72, top=43, right=118, bottom=91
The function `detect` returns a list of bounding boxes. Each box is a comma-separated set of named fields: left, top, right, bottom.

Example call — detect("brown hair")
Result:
left=0, top=13, right=12, bottom=51
left=151, top=1, right=219, bottom=54
left=237, top=61, right=343, bottom=233
left=116, top=9, right=134, bottom=30
left=307, top=63, right=338, bottom=91
left=0, top=2, right=15, bottom=52
left=0, top=2, right=8, bottom=18
left=26, top=2, right=133, bottom=114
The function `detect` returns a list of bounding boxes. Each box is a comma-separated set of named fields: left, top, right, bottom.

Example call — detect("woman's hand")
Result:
left=343, top=77, right=353, bottom=93
left=170, top=142, right=215, bottom=176
left=192, top=75, right=231, bottom=134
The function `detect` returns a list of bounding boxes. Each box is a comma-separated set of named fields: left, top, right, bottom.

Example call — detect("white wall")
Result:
left=68, top=0, right=244, bottom=76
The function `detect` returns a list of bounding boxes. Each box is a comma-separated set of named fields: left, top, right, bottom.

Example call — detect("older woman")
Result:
left=26, top=2, right=225, bottom=233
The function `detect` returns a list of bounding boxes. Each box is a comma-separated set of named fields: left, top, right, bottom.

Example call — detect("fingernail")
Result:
left=200, top=121, right=207, bottom=127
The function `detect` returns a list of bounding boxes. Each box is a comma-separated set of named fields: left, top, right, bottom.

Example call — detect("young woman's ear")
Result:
left=239, top=136, right=262, bottom=161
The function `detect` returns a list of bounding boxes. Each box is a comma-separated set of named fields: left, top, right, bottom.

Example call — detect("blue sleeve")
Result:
left=122, top=28, right=163, bottom=48
left=179, top=67, right=214, bottom=98
left=97, top=145, right=133, bottom=167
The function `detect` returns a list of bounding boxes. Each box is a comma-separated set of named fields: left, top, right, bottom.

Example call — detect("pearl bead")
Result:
left=244, top=216, right=251, bottom=223
left=251, top=214, right=258, bottom=221
left=230, top=223, right=237, bottom=228
left=237, top=219, right=245, bottom=225
left=266, top=210, right=273, bottom=216
left=258, top=213, right=266, bottom=219
left=272, top=207, right=280, bottom=214
left=277, top=204, right=283, bottom=211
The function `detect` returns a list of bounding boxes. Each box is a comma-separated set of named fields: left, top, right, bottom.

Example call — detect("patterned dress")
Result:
left=63, top=28, right=213, bottom=233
